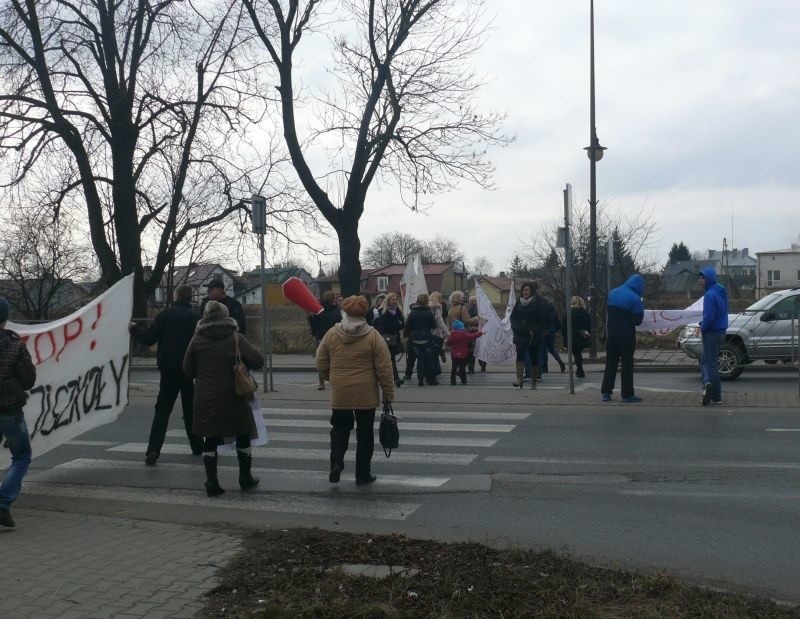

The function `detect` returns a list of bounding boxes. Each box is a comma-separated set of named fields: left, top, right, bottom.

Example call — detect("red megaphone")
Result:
left=282, top=277, right=323, bottom=314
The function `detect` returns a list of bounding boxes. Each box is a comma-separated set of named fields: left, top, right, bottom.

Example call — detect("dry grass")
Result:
left=200, top=529, right=798, bottom=618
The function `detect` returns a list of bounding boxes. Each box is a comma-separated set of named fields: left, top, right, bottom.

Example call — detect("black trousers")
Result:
left=571, top=343, right=585, bottom=374
left=404, top=344, right=416, bottom=377
left=450, top=358, right=468, bottom=384
left=331, top=408, right=375, bottom=477
left=601, top=336, right=636, bottom=398
left=148, top=369, right=203, bottom=454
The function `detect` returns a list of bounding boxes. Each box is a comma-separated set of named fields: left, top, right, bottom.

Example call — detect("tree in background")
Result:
left=668, top=242, right=691, bottom=264
left=0, top=1, right=316, bottom=314
left=522, top=202, right=658, bottom=315
left=471, top=256, right=494, bottom=276
left=243, top=0, right=508, bottom=295
left=362, top=233, right=423, bottom=268
left=0, top=207, right=95, bottom=319
left=508, top=255, right=534, bottom=280
left=419, top=236, right=464, bottom=264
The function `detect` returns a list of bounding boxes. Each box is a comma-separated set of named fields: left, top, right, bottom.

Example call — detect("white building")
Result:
left=756, top=244, right=800, bottom=298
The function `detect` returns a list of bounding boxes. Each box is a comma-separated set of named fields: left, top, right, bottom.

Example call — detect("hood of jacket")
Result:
left=334, top=316, right=372, bottom=343
left=195, top=317, right=238, bottom=340
left=625, top=274, right=644, bottom=296
left=700, top=266, right=718, bottom=289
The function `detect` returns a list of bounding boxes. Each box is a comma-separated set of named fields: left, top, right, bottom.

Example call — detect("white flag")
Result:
left=637, top=297, right=704, bottom=335
left=1, top=275, right=133, bottom=464
left=474, top=282, right=517, bottom=365
left=400, top=253, right=428, bottom=316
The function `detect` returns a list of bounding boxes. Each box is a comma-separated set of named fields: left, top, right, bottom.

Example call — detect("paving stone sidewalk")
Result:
left=0, top=510, right=242, bottom=619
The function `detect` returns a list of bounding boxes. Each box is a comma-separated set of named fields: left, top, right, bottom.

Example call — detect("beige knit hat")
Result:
left=203, top=300, right=229, bottom=322
left=340, top=295, right=368, bottom=317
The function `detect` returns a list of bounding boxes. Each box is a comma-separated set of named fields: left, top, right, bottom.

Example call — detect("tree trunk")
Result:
left=336, top=218, right=362, bottom=297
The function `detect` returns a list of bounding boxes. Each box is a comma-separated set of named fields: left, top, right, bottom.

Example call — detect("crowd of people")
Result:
left=0, top=267, right=729, bottom=519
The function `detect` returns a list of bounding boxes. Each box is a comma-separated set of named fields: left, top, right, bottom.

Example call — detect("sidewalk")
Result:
left=0, top=510, right=242, bottom=619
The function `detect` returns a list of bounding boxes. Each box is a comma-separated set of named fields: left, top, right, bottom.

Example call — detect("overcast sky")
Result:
left=347, top=1, right=800, bottom=274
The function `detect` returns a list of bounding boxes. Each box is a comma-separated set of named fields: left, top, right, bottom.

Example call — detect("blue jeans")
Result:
left=701, top=331, right=725, bottom=401
left=0, top=415, right=32, bottom=510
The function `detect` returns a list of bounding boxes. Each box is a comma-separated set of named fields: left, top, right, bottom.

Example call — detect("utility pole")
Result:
left=584, top=0, right=606, bottom=360
left=251, top=195, right=274, bottom=392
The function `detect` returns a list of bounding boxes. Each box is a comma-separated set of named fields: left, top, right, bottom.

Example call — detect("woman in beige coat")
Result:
left=183, top=301, right=263, bottom=497
left=316, top=295, right=395, bottom=485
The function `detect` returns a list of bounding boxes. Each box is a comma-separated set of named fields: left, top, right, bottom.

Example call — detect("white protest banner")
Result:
left=1, top=275, right=133, bottom=465
left=400, top=253, right=428, bottom=316
left=474, top=282, right=517, bottom=365
left=637, top=297, right=704, bottom=335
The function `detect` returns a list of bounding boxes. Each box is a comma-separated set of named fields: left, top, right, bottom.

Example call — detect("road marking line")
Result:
left=23, top=482, right=419, bottom=521
left=262, top=419, right=516, bottom=432
left=65, top=440, right=119, bottom=447
left=619, top=489, right=800, bottom=500
left=256, top=407, right=530, bottom=421
left=164, top=429, right=498, bottom=447
left=52, top=459, right=450, bottom=487
left=107, top=443, right=477, bottom=465
left=485, top=456, right=800, bottom=470
left=766, top=429, right=800, bottom=432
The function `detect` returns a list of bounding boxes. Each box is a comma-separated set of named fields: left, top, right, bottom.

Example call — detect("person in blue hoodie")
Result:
left=698, top=267, right=728, bottom=405
left=601, top=274, right=645, bottom=402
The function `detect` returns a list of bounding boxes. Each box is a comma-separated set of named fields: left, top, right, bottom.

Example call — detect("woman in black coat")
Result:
left=373, top=292, right=405, bottom=387
left=403, top=293, right=437, bottom=386
left=509, top=281, right=546, bottom=389
left=568, top=296, right=592, bottom=378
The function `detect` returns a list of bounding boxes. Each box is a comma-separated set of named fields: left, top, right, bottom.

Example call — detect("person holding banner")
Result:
left=510, top=281, right=546, bottom=389
left=129, top=284, right=204, bottom=465
left=183, top=301, right=264, bottom=497
left=467, top=295, right=487, bottom=373
left=0, top=297, right=37, bottom=528
left=698, top=267, right=728, bottom=406
left=601, top=274, right=645, bottom=402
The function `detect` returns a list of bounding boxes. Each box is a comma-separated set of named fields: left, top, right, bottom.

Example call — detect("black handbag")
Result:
left=379, top=401, right=399, bottom=458
left=429, top=334, right=445, bottom=352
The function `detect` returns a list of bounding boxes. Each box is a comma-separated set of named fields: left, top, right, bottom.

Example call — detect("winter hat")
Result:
left=203, top=300, right=229, bottom=322
left=0, top=297, right=9, bottom=323
left=341, top=295, right=368, bottom=317
left=452, top=319, right=465, bottom=331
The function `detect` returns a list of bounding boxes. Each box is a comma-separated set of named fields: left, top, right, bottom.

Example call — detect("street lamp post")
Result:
left=583, top=0, right=606, bottom=361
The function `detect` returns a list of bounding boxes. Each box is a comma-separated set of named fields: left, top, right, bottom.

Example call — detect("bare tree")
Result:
left=470, top=255, right=493, bottom=276
left=523, top=201, right=658, bottom=314
left=419, top=235, right=463, bottom=264
left=0, top=1, right=317, bottom=314
left=243, top=0, right=509, bottom=294
left=0, top=206, right=95, bottom=319
left=362, top=232, right=423, bottom=268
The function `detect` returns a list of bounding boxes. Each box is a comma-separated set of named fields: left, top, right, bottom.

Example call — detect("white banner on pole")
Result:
left=637, top=297, right=703, bottom=335
left=1, top=275, right=133, bottom=464
left=400, top=253, right=428, bottom=316
left=474, top=282, right=517, bottom=365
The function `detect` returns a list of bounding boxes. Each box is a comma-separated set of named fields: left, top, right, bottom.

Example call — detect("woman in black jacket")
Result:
left=374, top=292, right=405, bottom=387
left=403, top=293, right=437, bottom=386
left=509, top=281, right=546, bottom=389
left=568, top=296, right=592, bottom=378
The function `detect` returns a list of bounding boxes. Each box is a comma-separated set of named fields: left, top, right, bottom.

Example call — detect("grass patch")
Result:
left=200, top=529, right=796, bottom=618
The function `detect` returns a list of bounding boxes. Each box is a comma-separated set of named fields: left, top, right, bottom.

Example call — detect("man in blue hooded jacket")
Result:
left=698, top=267, right=728, bottom=405
left=601, top=274, right=645, bottom=402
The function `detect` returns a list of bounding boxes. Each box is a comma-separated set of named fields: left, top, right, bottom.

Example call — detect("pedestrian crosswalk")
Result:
left=25, top=407, right=528, bottom=522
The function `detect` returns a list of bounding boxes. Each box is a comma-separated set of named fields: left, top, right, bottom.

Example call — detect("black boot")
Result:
left=237, top=449, right=259, bottom=490
left=203, top=455, right=225, bottom=497
left=329, top=429, right=350, bottom=483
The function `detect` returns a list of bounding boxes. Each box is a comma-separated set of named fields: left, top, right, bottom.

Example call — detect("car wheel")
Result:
left=718, top=342, right=744, bottom=381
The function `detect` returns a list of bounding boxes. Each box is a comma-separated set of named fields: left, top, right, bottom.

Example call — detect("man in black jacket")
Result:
left=200, top=278, right=246, bottom=334
left=0, top=296, right=37, bottom=528
left=129, top=284, right=203, bottom=465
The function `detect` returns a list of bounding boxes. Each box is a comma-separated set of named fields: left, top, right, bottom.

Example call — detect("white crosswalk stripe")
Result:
left=41, top=406, right=526, bottom=521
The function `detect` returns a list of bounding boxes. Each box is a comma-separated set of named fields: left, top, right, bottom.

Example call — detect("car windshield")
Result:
left=744, top=293, right=783, bottom=312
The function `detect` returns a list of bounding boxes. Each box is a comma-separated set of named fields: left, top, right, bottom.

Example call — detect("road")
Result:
left=17, top=367, right=800, bottom=603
